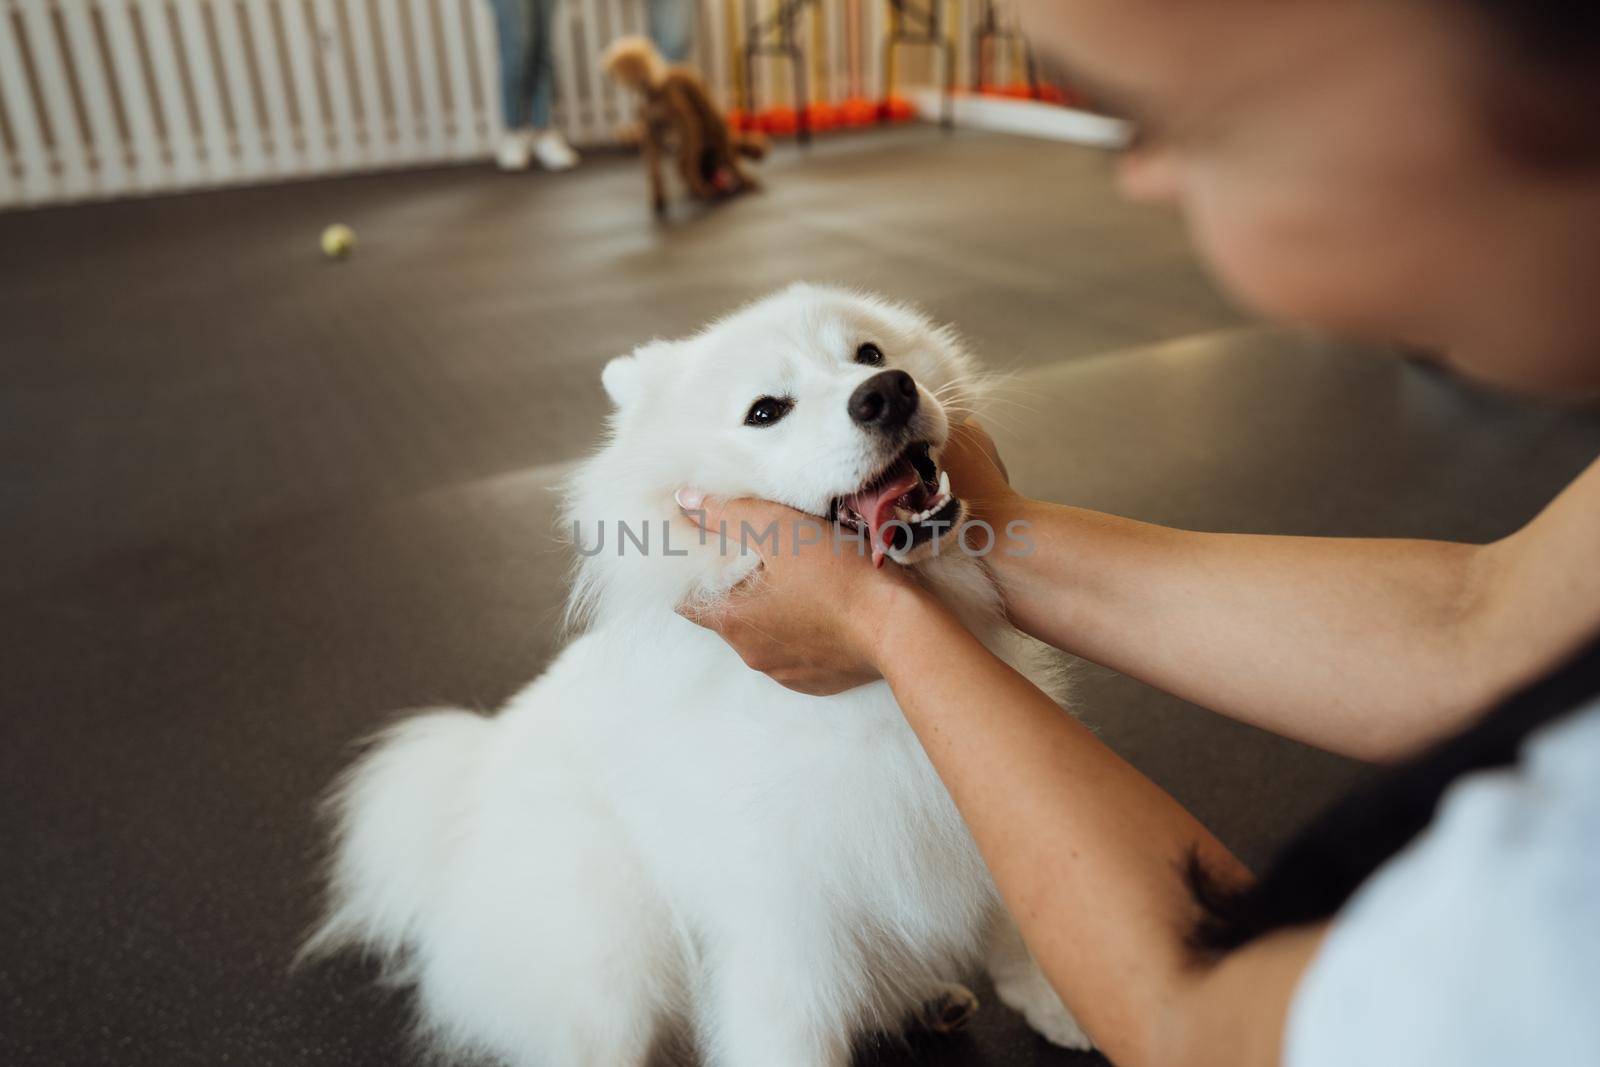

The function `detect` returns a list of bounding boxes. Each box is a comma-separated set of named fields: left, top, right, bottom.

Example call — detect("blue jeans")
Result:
left=648, top=0, right=696, bottom=63
left=489, top=0, right=557, bottom=129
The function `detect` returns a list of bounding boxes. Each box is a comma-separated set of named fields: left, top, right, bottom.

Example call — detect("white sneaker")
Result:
left=531, top=128, right=579, bottom=171
left=495, top=129, right=531, bottom=172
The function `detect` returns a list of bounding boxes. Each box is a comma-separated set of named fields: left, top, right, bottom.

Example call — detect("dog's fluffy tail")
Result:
left=735, top=132, right=769, bottom=161
left=303, top=701, right=677, bottom=1064
left=301, top=709, right=492, bottom=967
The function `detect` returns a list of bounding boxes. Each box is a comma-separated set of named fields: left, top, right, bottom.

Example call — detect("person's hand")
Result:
left=672, top=420, right=1012, bottom=695
left=940, top=419, right=1025, bottom=546
left=673, top=490, right=929, bottom=695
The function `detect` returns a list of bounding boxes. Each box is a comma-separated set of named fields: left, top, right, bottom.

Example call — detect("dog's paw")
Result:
left=993, top=973, right=1093, bottom=1051
left=916, top=982, right=979, bottom=1035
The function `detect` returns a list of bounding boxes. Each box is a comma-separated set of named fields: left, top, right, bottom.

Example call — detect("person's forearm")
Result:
left=988, top=498, right=1503, bottom=760
left=871, top=586, right=1305, bottom=1067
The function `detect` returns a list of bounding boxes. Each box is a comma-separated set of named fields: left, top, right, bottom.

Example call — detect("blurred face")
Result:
left=1020, top=0, right=1600, bottom=394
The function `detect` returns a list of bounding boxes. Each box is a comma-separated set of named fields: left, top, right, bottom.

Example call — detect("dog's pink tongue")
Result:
left=843, top=468, right=921, bottom=568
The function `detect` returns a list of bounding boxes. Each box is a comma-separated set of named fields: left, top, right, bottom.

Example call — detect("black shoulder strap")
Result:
left=1191, top=626, right=1600, bottom=951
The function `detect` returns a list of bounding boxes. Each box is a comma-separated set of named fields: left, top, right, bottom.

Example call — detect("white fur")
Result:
left=307, top=284, right=1091, bottom=1065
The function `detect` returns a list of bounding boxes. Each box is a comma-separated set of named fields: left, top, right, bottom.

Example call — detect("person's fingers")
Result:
left=674, top=489, right=812, bottom=559
left=673, top=486, right=710, bottom=522
left=674, top=601, right=709, bottom=627
left=674, top=491, right=750, bottom=557
left=674, top=595, right=729, bottom=630
left=770, top=666, right=880, bottom=697
left=675, top=582, right=760, bottom=632
left=682, top=608, right=781, bottom=675
left=948, top=419, right=1009, bottom=484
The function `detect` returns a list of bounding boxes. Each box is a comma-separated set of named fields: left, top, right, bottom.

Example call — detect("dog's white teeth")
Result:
left=888, top=491, right=958, bottom=528
left=902, top=493, right=951, bottom=524
left=937, top=470, right=950, bottom=498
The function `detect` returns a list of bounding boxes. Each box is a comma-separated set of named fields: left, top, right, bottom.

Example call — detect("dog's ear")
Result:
left=601, top=35, right=662, bottom=86
left=601, top=340, right=672, bottom=409
left=602, top=355, right=642, bottom=409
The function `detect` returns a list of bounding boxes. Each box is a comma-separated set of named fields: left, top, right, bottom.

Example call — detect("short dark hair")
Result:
left=1463, top=1, right=1600, bottom=66
left=1459, top=1, right=1600, bottom=168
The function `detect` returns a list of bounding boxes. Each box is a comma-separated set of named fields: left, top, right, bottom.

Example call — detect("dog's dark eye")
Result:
left=744, top=396, right=793, bottom=427
left=855, top=343, right=884, bottom=366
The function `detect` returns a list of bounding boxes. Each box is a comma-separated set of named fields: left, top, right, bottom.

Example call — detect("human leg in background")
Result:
left=527, top=0, right=579, bottom=170
left=489, top=0, right=534, bottom=170
left=648, top=0, right=697, bottom=63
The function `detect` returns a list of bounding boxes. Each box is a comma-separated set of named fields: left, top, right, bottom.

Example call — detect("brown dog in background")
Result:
left=602, top=36, right=766, bottom=214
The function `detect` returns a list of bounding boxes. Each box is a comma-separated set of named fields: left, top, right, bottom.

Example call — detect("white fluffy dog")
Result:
left=306, top=285, right=1091, bottom=1065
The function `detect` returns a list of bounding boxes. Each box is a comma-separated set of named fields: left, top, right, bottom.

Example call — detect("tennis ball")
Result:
left=321, top=223, right=355, bottom=259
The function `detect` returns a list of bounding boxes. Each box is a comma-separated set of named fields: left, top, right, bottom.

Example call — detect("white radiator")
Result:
left=0, top=0, right=1028, bottom=209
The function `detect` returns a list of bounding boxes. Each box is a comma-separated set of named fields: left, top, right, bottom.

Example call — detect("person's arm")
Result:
left=678, top=500, right=1323, bottom=1066
left=951, top=426, right=1600, bottom=760
left=874, top=583, right=1322, bottom=1067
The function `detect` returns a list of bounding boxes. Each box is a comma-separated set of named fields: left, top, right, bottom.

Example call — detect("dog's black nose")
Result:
left=848, top=370, right=919, bottom=430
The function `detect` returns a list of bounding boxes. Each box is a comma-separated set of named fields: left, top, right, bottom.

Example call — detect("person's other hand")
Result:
left=673, top=491, right=930, bottom=696
left=941, top=420, right=1025, bottom=545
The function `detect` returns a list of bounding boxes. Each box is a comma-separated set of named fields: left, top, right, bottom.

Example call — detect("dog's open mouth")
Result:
left=830, top=441, right=965, bottom=568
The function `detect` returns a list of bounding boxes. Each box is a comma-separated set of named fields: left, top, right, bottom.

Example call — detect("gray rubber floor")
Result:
left=3, top=127, right=1597, bottom=1067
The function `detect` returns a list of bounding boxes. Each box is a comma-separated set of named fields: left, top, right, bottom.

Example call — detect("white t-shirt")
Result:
left=1286, top=699, right=1600, bottom=1065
